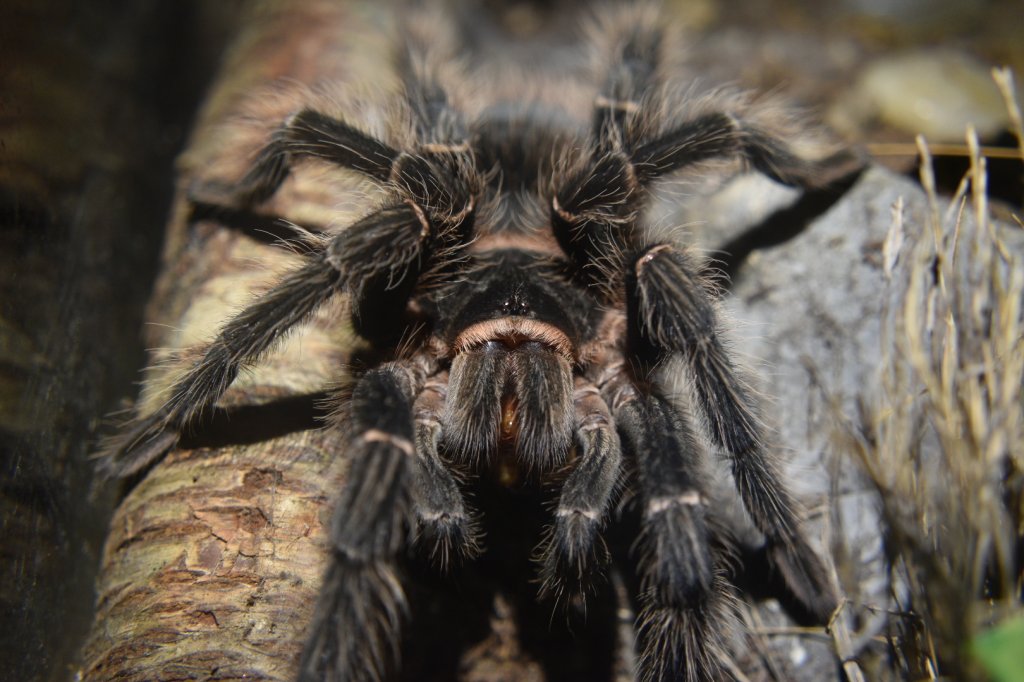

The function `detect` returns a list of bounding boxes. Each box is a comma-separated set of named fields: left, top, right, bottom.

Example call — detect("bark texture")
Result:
left=80, top=2, right=396, bottom=680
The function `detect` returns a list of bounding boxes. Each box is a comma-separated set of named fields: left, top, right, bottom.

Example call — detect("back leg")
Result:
left=237, top=16, right=474, bottom=208
left=96, top=254, right=342, bottom=477
left=553, top=5, right=864, bottom=283
left=96, top=200, right=440, bottom=478
left=395, top=7, right=470, bottom=148
left=587, top=1, right=663, bottom=152
left=236, top=108, right=400, bottom=205
left=589, top=4, right=863, bottom=187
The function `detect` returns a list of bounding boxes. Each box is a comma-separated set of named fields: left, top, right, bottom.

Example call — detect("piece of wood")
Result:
left=81, top=2, right=390, bottom=680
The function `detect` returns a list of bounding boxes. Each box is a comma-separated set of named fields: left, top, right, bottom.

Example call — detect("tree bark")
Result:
left=80, top=2, right=400, bottom=680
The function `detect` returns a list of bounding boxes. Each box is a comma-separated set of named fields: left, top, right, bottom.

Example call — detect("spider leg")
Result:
left=235, top=108, right=398, bottom=205
left=554, top=7, right=862, bottom=281
left=537, top=376, right=622, bottom=605
left=396, top=18, right=468, bottom=147
left=629, top=112, right=863, bottom=189
left=236, top=28, right=473, bottom=209
left=97, top=203, right=435, bottom=478
left=630, top=243, right=837, bottom=622
left=555, top=107, right=861, bottom=251
left=96, top=254, right=342, bottom=477
left=593, top=5, right=862, bottom=189
left=609, top=381, right=730, bottom=682
left=410, top=370, right=481, bottom=568
left=589, top=4, right=661, bottom=152
left=235, top=105, right=479, bottom=218
left=298, top=361, right=422, bottom=682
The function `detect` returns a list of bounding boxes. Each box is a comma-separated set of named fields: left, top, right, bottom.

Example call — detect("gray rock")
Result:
left=678, top=166, right=930, bottom=678
left=685, top=161, right=1023, bottom=679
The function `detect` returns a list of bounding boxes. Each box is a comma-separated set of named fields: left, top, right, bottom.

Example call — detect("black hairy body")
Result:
left=100, top=4, right=863, bottom=681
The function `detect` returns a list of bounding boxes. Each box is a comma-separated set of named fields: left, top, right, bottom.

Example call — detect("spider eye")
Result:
left=443, top=250, right=591, bottom=347
left=500, top=295, right=530, bottom=316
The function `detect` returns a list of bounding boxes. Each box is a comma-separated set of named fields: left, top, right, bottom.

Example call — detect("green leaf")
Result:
left=972, top=616, right=1024, bottom=682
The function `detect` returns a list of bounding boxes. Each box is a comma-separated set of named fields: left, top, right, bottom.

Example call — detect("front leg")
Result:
left=298, top=361, right=423, bottom=682
left=630, top=243, right=838, bottom=623
left=610, top=381, right=730, bottom=682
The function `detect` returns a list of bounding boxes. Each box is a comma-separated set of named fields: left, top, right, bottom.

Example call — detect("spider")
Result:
left=100, top=4, right=863, bottom=681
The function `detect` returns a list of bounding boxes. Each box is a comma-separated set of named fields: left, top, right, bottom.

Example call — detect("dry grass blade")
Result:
left=833, top=71, right=1024, bottom=680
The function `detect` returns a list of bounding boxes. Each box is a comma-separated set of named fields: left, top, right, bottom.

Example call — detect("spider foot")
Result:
left=537, top=509, right=611, bottom=605
left=766, top=534, right=839, bottom=625
left=94, top=410, right=178, bottom=480
left=415, top=509, right=482, bottom=569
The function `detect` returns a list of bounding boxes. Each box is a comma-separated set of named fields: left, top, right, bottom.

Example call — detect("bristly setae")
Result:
left=99, top=3, right=864, bottom=681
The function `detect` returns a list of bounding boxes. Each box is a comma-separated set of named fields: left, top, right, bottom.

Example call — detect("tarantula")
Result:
left=101, top=4, right=862, bottom=681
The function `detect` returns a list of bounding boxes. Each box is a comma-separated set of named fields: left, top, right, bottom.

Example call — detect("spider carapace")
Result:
left=100, top=4, right=863, bottom=681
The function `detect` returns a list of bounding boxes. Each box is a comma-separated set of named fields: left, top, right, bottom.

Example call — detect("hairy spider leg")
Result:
left=236, top=108, right=397, bottom=205
left=298, top=361, right=422, bottom=682
left=395, top=21, right=469, bottom=147
left=630, top=243, right=837, bottom=624
left=96, top=202, right=433, bottom=478
left=629, top=111, right=863, bottom=189
left=537, top=376, right=623, bottom=605
left=96, top=256, right=342, bottom=477
left=590, top=4, right=661, bottom=154
left=612, top=385, right=730, bottom=682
